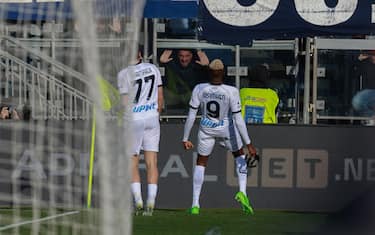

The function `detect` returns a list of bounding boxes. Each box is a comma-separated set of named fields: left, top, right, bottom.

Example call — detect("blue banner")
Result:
left=0, top=0, right=198, bottom=20
left=199, top=0, right=375, bottom=45
left=0, top=0, right=127, bottom=20
left=0, top=1, right=72, bottom=20
left=144, top=0, right=198, bottom=18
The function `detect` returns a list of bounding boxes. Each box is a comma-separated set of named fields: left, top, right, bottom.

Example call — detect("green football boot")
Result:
left=188, top=206, right=200, bottom=215
left=235, top=191, right=254, bottom=215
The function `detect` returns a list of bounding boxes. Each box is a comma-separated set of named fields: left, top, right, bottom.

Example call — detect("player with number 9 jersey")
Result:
left=184, top=82, right=249, bottom=156
left=182, top=59, right=257, bottom=215
left=190, top=83, right=242, bottom=135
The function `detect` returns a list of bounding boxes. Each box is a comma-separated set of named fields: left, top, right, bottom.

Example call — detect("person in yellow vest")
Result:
left=239, top=88, right=279, bottom=124
left=240, top=64, right=279, bottom=124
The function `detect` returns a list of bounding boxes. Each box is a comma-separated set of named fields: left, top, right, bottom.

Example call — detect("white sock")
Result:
left=192, top=165, right=205, bottom=208
left=147, top=184, right=158, bottom=207
left=131, top=182, right=143, bottom=206
left=235, top=155, right=248, bottom=196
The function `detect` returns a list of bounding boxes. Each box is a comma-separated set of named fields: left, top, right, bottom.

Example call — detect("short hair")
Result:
left=178, top=49, right=195, bottom=54
left=209, top=60, right=225, bottom=83
left=248, top=64, right=269, bottom=88
left=209, top=59, right=224, bottom=70
left=250, top=64, right=269, bottom=80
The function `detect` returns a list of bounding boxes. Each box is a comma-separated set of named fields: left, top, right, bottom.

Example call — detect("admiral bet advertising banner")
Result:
left=199, top=0, right=375, bottom=45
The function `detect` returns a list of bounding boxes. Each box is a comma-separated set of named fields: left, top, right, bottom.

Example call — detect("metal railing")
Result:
left=311, top=38, right=375, bottom=124
left=0, top=36, right=92, bottom=120
left=1, top=36, right=89, bottom=84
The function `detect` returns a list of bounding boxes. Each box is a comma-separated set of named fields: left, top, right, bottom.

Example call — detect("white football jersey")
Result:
left=117, top=62, right=162, bottom=120
left=189, top=83, right=242, bottom=135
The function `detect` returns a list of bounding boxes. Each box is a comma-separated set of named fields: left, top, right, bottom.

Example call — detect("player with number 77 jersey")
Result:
left=117, top=48, right=163, bottom=216
left=182, top=59, right=258, bottom=216
left=117, top=62, right=163, bottom=120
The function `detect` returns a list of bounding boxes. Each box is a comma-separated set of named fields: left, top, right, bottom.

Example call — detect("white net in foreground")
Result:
left=0, top=0, right=145, bottom=234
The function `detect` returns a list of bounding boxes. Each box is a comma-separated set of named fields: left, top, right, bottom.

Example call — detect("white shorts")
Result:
left=197, top=124, right=243, bottom=156
left=129, top=116, right=160, bottom=155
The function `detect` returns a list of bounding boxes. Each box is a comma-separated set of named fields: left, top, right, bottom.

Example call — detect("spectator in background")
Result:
left=352, top=50, right=375, bottom=125
left=74, top=17, right=122, bottom=36
left=0, top=105, right=20, bottom=120
left=239, top=63, right=279, bottom=124
left=108, top=17, right=122, bottom=34
left=159, top=49, right=209, bottom=111
left=241, top=63, right=270, bottom=89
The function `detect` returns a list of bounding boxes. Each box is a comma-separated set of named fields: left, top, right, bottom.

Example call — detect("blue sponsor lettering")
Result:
left=133, top=103, right=156, bottom=113
left=200, top=118, right=224, bottom=128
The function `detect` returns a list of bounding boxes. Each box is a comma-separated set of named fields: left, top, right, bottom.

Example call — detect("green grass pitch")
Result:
left=134, top=209, right=327, bottom=235
left=0, top=208, right=328, bottom=235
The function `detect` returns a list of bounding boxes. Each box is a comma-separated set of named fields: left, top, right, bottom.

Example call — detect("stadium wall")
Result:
left=0, top=121, right=374, bottom=212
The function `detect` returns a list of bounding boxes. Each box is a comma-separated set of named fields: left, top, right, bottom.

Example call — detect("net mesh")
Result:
left=0, top=0, right=145, bottom=234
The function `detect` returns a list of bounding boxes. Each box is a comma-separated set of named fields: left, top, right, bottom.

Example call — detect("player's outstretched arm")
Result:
left=233, top=112, right=258, bottom=157
left=182, top=107, right=198, bottom=150
left=233, top=112, right=252, bottom=146
left=157, top=87, right=164, bottom=113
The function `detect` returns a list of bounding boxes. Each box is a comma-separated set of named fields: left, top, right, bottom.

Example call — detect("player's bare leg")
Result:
left=131, top=155, right=143, bottom=215
left=190, top=155, right=209, bottom=215
left=143, top=151, right=158, bottom=216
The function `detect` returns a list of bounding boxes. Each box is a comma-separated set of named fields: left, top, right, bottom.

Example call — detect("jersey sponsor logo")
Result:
left=202, top=92, right=225, bottom=101
left=133, top=102, right=156, bottom=113
left=243, top=96, right=267, bottom=103
left=135, top=68, right=152, bottom=78
left=244, top=106, right=264, bottom=124
left=200, top=117, right=224, bottom=128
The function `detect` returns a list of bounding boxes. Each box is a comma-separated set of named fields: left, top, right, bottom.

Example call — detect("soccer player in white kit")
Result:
left=182, top=59, right=258, bottom=215
left=117, top=48, right=163, bottom=216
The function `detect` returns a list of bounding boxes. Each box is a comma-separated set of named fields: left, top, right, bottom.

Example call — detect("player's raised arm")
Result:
left=159, top=50, right=173, bottom=64
left=195, top=50, right=209, bottom=66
